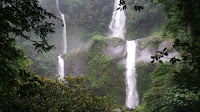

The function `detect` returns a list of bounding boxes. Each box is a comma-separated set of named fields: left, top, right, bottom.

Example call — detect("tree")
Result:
left=0, top=0, right=59, bottom=52
left=120, top=0, right=200, bottom=111
left=134, top=0, right=200, bottom=111
left=3, top=75, right=116, bottom=112
left=0, top=1, right=117, bottom=111
left=0, top=0, right=59, bottom=110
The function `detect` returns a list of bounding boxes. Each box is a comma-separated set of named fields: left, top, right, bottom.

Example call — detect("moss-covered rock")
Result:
left=63, top=35, right=126, bottom=104
left=63, top=35, right=178, bottom=105
left=135, top=36, right=178, bottom=63
left=135, top=36, right=178, bottom=104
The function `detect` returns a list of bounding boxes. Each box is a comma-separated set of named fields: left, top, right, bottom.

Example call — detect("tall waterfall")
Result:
left=56, top=0, right=67, bottom=79
left=126, top=41, right=139, bottom=109
left=109, top=0, right=139, bottom=109
left=109, top=0, right=126, bottom=40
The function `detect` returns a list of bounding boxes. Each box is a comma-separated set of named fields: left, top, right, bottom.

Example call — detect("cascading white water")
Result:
left=109, top=0, right=139, bottom=109
left=109, top=0, right=126, bottom=40
left=61, top=14, right=67, bottom=54
left=58, top=55, right=64, bottom=78
left=126, top=41, right=139, bottom=109
left=56, top=0, right=67, bottom=79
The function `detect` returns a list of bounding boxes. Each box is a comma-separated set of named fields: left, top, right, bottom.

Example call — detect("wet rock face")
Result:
left=103, top=38, right=127, bottom=65
left=135, top=36, right=179, bottom=63
left=63, top=37, right=126, bottom=77
left=63, top=36, right=178, bottom=77
left=63, top=42, right=91, bottom=77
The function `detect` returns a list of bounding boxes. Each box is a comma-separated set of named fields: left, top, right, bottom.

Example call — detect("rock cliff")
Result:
left=62, top=35, right=178, bottom=104
left=63, top=36, right=178, bottom=77
left=136, top=36, right=178, bottom=63
left=63, top=36, right=126, bottom=77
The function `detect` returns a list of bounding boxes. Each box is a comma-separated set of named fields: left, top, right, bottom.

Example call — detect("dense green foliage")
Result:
left=2, top=0, right=62, bottom=78
left=86, top=35, right=126, bottom=105
left=126, top=0, right=165, bottom=39
left=1, top=75, right=116, bottom=112
left=136, top=62, right=156, bottom=103
left=133, top=0, right=200, bottom=111
left=16, top=0, right=115, bottom=77
left=141, top=63, right=173, bottom=112
left=0, top=34, right=32, bottom=106
left=15, top=0, right=64, bottom=77
left=0, top=0, right=57, bottom=103
left=58, top=0, right=114, bottom=49
left=16, top=0, right=167, bottom=78
left=16, top=39, right=57, bottom=77
left=0, top=0, right=118, bottom=111
left=3, top=0, right=200, bottom=111
left=135, top=63, right=200, bottom=112
left=40, top=0, right=165, bottom=49
left=158, top=0, right=200, bottom=90
left=0, top=0, right=57, bottom=52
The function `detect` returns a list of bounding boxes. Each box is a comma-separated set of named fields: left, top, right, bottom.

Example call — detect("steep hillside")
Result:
left=63, top=35, right=126, bottom=104
left=126, top=0, right=165, bottom=39
left=16, top=0, right=166, bottom=78
left=62, top=35, right=178, bottom=105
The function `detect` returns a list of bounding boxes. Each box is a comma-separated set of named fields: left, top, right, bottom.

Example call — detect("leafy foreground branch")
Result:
left=134, top=0, right=200, bottom=111
left=0, top=0, right=59, bottom=52
left=0, top=75, right=117, bottom=112
left=0, top=1, right=118, bottom=111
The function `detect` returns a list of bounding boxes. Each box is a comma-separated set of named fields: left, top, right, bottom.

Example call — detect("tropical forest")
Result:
left=0, top=0, right=200, bottom=112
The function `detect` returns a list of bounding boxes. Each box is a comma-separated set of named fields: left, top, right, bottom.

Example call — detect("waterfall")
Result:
left=109, top=0, right=126, bottom=40
left=56, top=0, right=67, bottom=79
left=58, top=55, right=64, bottom=78
left=109, top=0, right=139, bottom=109
left=126, top=41, right=139, bottom=109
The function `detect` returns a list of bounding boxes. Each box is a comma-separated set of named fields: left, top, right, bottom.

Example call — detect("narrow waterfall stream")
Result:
left=109, top=0, right=126, bottom=40
left=56, top=0, right=67, bottom=79
left=126, top=41, right=139, bottom=109
left=109, top=0, right=139, bottom=109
